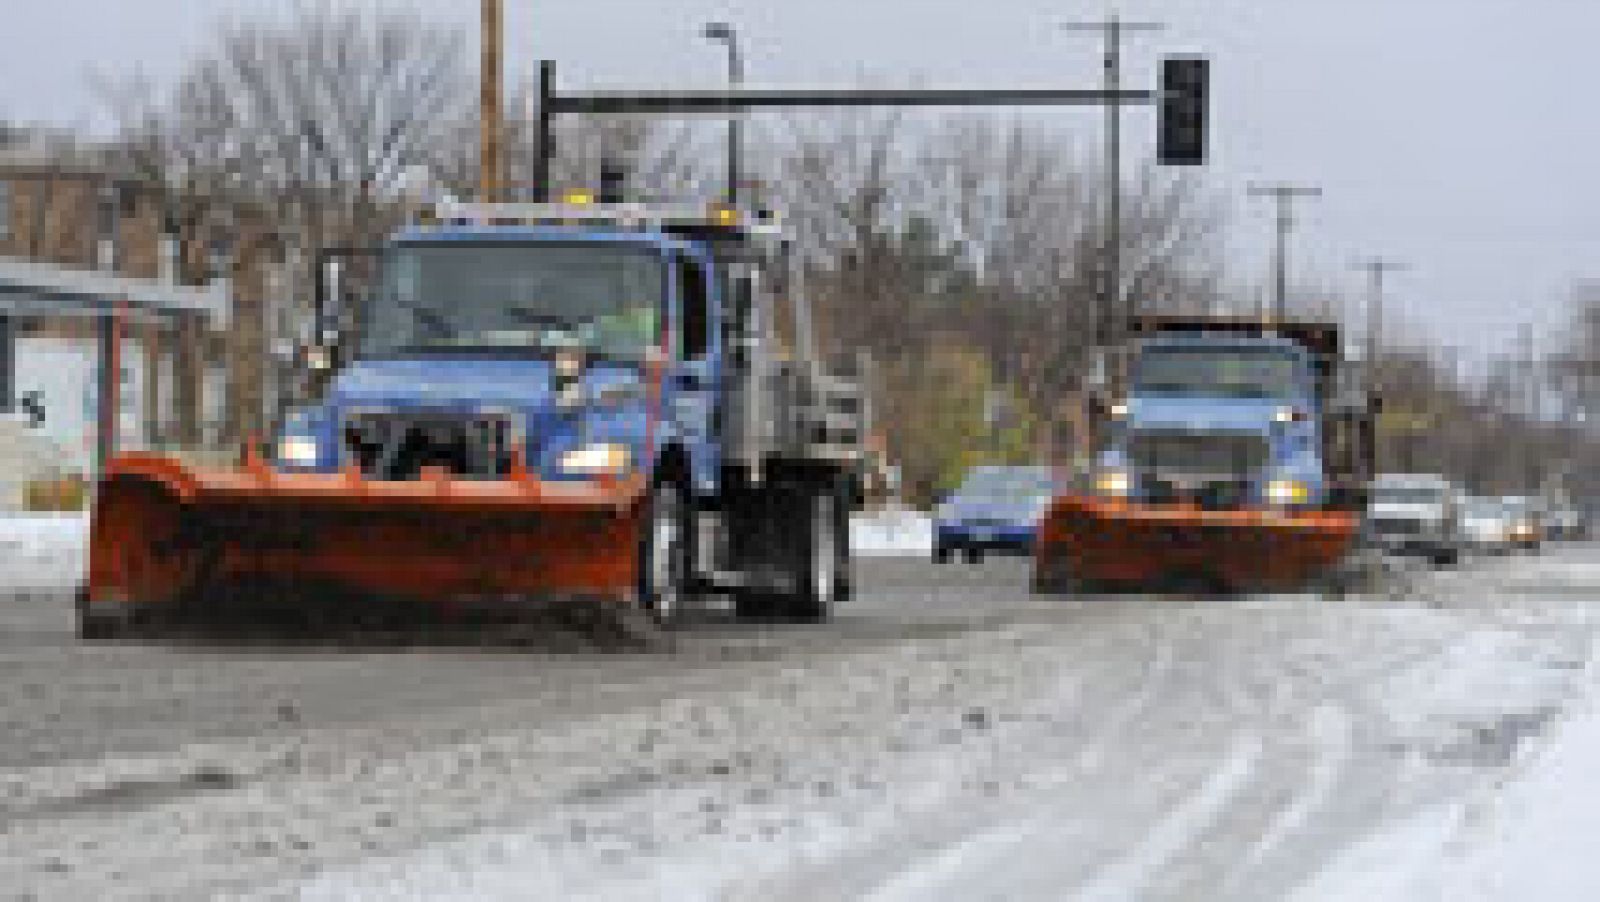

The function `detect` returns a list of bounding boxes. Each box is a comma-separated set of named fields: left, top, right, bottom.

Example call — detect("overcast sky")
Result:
left=3, top=0, right=1596, bottom=366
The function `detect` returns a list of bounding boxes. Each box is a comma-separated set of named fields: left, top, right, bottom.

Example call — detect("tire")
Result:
left=1031, top=556, right=1078, bottom=596
left=76, top=590, right=133, bottom=642
left=1430, top=547, right=1459, bottom=568
left=831, top=484, right=854, bottom=603
left=783, top=487, right=839, bottom=622
left=964, top=547, right=984, bottom=565
left=639, top=480, right=695, bottom=629
left=933, top=544, right=952, bottom=564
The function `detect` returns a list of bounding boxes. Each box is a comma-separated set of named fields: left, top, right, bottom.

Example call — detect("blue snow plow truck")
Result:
left=83, top=200, right=869, bottom=640
left=1033, top=315, right=1376, bottom=594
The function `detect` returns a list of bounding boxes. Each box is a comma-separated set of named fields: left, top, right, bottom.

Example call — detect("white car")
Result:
left=1366, top=474, right=1465, bottom=566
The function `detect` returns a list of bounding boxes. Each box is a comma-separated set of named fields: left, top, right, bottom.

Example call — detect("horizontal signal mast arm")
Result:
left=550, top=87, right=1156, bottom=114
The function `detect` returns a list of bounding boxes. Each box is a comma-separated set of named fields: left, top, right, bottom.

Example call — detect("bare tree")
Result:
left=101, top=5, right=468, bottom=245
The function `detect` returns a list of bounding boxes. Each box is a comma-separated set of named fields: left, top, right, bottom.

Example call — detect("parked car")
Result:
left=1366, top=473, right=1465, bottom=566
left=1461, top=496, right=1517, bottom=554
left=933, top=465, right=1060, bottom=564
left=1499, top=496, right=1546, bottom=551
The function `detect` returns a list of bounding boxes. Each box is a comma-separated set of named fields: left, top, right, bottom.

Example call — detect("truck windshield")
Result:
left=362, top=242, right=665, bottom=358
left=1132, top=346, right=1306, bottom=399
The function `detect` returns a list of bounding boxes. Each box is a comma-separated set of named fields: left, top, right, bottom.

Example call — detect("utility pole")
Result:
left=1062, top=16, right=1163, bottom=343
left=1353, top=256, right=1406, bottom=388
left=480, top=0, right=503, bottom=203
left=1518, top=322, right=1538, bottom=491
left=1247, top=182, right=1321, bottom=321
left=701, top=22, right=745, bottom=207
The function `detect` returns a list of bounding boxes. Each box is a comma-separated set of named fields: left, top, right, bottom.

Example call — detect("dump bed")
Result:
left=1126, top=315, right=1341, bottom=362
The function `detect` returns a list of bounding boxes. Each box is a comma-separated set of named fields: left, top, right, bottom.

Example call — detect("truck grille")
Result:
left=1368, top=517, right=1422, bottom=537
left=342, top=411, right=517, bottom=480
left=1127, top=429, right=1269, bottom=477
left=1140, top=476, right=1252, bottom=510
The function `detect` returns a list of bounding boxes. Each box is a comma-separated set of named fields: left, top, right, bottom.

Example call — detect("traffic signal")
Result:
left=1159, top=57, right=1208, bottom=166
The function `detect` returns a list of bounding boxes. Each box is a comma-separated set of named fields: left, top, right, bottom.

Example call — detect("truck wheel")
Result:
left=964, top=548, right=984, bottom=565
left=75, top=589, right=133, bottom=641
left=1031, top=559, right=1077, bottom=596
left=639, top=480, right=694, bottom=629
left=831, top=484, right=854, bottom=603
left=784, top=487, right=838, bottom=622
left=933, top=545, right=952, bottom=564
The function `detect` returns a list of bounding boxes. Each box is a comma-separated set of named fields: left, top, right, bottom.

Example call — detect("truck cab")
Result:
left=279, top=216, right=721, bottom=494
left=1092, top=331, right=1329, bottom=511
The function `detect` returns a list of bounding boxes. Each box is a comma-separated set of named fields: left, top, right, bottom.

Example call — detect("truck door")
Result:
left=669, top=250, right=721, bottom=495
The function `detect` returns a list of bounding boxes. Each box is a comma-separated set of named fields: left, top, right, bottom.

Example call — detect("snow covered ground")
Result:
left=1289, top=555, right=1600, bottom=902
left=11, top=508, right=1600, bottom=901
left=850, top=507, right=932, bottom=557
left=0, top=513, right=87, bottom=590
left=1292, top=652, right=1600, bottom=902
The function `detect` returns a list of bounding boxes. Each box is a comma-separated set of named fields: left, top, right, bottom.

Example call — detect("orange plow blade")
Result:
left=1034, top=495, right=1360, bottom=593
left=86, top=452, right=646, bottom=620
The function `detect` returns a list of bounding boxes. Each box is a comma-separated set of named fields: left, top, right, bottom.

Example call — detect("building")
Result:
left=0, top=129, right=296, bottom=483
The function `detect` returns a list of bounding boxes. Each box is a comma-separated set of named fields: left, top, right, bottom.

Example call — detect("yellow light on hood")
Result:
left=1096, top=470, right=1132, bottom=497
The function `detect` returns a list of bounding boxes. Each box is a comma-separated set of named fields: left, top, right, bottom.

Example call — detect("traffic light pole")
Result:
left=1063, top=18, right=1163, bottom=345
left=530, top=60, right=1197, bottom=203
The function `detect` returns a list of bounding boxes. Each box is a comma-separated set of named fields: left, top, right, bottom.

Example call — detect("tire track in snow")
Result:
left=1070, top=732, right=1265, bottom=901
left=1076, top=618, right=1178, bottom=772
left=1232, top=704, right=1353, bottom=876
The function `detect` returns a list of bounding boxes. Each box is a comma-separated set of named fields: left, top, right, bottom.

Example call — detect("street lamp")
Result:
left=701, top=21, right=744, bottom=206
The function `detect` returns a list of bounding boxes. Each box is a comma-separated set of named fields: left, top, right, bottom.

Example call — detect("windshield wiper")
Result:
left=1226, top=386, right=1278, bottom=399
left=401, top=302, right=457, bottom=338
left=505, top=308, right=585, bottom=330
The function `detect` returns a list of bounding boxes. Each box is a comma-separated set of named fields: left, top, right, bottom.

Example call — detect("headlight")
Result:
left=1273, top=407, right=1307, bottom=424
left=557, top=442, right=631, bottom=475
left=1266, top=478, right=1310, bottom=505
left=277, top=435, right=320, bottom=467
left=1096, top=469, right=1132, bottom=497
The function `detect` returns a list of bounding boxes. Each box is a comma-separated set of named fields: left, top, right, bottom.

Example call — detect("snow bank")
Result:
left=850, top=508, right=932, bottom=557
left=0, top=513, right=88, bottom=589
left=1294, top=614, right=1600, bottom=902
left=1437, top=679, right=1600, bottom=901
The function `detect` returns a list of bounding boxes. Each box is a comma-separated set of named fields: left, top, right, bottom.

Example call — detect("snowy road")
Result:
left=1, top=541, right=1598, bottom=900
